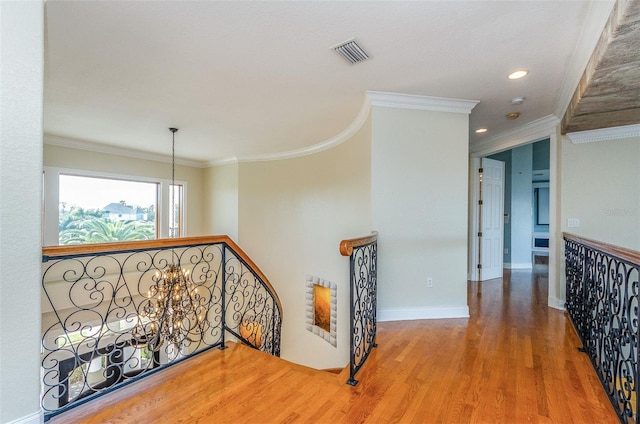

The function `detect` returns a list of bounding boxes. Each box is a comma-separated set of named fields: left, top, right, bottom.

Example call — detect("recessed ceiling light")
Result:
left=511, top=97, right=525, bottom=105
left=506, top=112, right=520, bottom=120
left=475, top=128, right=488, bottom=134
left=508, top=70, right=528, bottom=80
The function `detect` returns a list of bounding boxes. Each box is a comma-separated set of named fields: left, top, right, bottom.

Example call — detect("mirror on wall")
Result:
left=532, top=181, right=549, bottom=251
left=534, top=185, right=549, bottom=225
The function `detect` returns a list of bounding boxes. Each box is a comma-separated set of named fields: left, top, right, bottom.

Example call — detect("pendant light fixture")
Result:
left=139, top=128, right=203, bottom=352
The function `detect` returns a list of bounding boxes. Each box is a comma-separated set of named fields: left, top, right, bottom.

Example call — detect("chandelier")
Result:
left=139, top=128, right=203, bottom=352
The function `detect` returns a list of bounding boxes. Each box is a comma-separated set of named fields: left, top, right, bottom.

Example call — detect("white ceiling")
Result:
left=44, top=1, right=615, bottom=165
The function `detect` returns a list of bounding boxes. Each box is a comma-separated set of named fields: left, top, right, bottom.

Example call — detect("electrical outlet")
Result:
left=427, top=277, right=433, bottom=288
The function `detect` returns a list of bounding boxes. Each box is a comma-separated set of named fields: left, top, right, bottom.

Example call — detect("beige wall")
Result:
left=561, top=135, right=640, bottom=250
left=0, top=2, right=44, bottom=422
left=44, top=144, right=206, bottom=236
left=203, top=162, right=239, bottom=241
left=233, top=117, right=372, bottom=369
left=371, top=106, right=470, bottom=319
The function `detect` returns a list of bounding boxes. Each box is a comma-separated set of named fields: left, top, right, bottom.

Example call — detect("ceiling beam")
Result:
left=562, top=0, right=640, bottom=134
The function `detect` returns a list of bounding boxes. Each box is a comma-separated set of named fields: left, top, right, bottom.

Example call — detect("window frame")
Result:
left=43, top=166, right=187, bottom=246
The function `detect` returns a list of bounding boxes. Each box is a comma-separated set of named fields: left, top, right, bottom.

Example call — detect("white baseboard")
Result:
left=378, top=306, right=470, bottom=322
left=6, top=410, right=43, bottom=424
left=548, top=297, right=565, bottom=311
left=505, top=262, right=532, bottom=269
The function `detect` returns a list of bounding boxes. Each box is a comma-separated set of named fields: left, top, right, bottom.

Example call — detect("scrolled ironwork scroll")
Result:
left=342, top=235, right=377, bottom=386
left=564, top=235, right=640, bottom=423
left=222, top=247, right=282, bottom=357
left=41, top=239, right=281, bottom=420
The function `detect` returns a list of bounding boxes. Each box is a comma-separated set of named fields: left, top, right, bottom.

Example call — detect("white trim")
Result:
left=366, top=90, right=479, bottom=114
left=468, top=122, right=560, bottom=312
left=508, top=263, right=533, bottom=270
left=43, top=166, right=187, bottom=244
left=553, top=1, right=615, bottom=119
left=468, top=157, right=481, bottom=281
left=547, top=132, right=559, bottom=309
left=46, top=90, right=480, bottom=168
left=378, top=306, right=469, bottom=322
left=45, top=134, right=207, bottom=168
left=214, top=94, right=373, bottom=165
left=548, top=297, right=565, bottom=311
left=504, top=262, right=545, bottom=270
left=470, top=114, right=559, bottom=157
left=207, top=156, right=239, bottom=166
left=5, top=410, right=43, bottom=424
left=214, top=89, right=482, bottom=166
left=566, top=124, right=640, bottom=144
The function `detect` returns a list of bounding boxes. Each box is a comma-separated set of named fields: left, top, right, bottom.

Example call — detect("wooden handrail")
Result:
left=563, top=232, right=640, bottom=265
left=42, top=235, right=229, bottom=257
left=42, top=235, right=283, bottom=315
left=339, top=231, right=378, bottom=256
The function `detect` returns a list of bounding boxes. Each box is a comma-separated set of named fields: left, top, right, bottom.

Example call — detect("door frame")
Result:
left=468, top=126, right=561, bottom=310
left=468, top=157, right=481, bottom=281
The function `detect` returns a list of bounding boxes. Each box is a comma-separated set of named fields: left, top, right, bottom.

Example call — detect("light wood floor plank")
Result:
left=50, top=268, right=619, bottom=423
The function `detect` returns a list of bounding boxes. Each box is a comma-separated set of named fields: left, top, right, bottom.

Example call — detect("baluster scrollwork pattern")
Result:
left=340, top=232, right=378, bottom=386
left=41, top=237, right=281, bottom=420
left=222, top=247, right=282, bottom=357
left=564, top=234, right=640, bottom=423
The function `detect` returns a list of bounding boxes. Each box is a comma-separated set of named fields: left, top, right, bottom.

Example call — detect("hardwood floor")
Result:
left=50, top=268, right=618, bottom=423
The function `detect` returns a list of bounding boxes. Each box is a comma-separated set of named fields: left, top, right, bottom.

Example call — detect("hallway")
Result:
left=349, top=268, right=619, bottom=423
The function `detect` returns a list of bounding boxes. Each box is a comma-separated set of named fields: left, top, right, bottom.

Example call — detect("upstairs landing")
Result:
left=50, top=270, right=618, bottom=423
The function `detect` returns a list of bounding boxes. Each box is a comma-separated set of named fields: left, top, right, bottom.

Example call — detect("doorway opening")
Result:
left=470, top=138, right=551, bottom=282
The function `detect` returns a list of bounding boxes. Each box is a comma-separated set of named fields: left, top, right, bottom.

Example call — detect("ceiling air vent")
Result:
left=332, top=38, right=370, bottom=64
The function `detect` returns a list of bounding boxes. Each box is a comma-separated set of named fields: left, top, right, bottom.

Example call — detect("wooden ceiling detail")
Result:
left=562, top=0, right=640, bottom=135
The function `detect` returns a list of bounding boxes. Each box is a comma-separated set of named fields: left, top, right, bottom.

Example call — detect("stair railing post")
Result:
left=220, top=244, right=227, bottom=349
left=347, top=251, right=357, bottom=386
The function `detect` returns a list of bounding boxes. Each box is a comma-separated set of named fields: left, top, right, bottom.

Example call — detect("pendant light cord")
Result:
left=169, top=127, right=178, bottom=239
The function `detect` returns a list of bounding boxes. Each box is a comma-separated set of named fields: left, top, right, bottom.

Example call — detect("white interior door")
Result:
left=480, top=158, right=504, bottom=281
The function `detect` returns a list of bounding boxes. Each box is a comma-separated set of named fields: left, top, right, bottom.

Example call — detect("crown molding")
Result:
left=207, top=94, right=373, bottom=166
left=47, top=90, right=483, bottom=168
left=44, top=134, right=207, bottom=168
left=206, top=156, right=239, bottom=166
left=208, top=90, right=478, bottom=167
left=366, top=90, right=479, bottom=114
left=470, top=114, right=560, bottom=157
left=566, top=124, right=640, bottom=144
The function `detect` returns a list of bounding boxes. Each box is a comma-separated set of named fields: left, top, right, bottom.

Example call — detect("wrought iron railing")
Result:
left=41, top=236, right=282, bottom=420
left=340, top=231, right=378, bottom=386
left=564, top=233, right=640, bottom=423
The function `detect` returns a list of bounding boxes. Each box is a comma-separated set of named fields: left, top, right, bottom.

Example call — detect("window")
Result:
left=169, top=183, right=183, bottom=238
left=43, top=167, right=186, bottom=245
left=59, top=175, right=157, bottom=245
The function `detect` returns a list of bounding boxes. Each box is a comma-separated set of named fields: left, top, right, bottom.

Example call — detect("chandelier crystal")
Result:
left=138, top=128, right=202, bottom=352
left=143, top=264, right=202, bottom=350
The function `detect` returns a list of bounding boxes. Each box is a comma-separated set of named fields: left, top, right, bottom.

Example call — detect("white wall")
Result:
left=0, top=1, right=44, bottom=423
left=371, top=106, right=470, bottom=320
left=203, top=162, right=239, bottom=241
left=561, top=135, right=640, bottom=250
left=43, top=144, right=206, bottom=237
left=232, top=117, right=372, bottom=369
